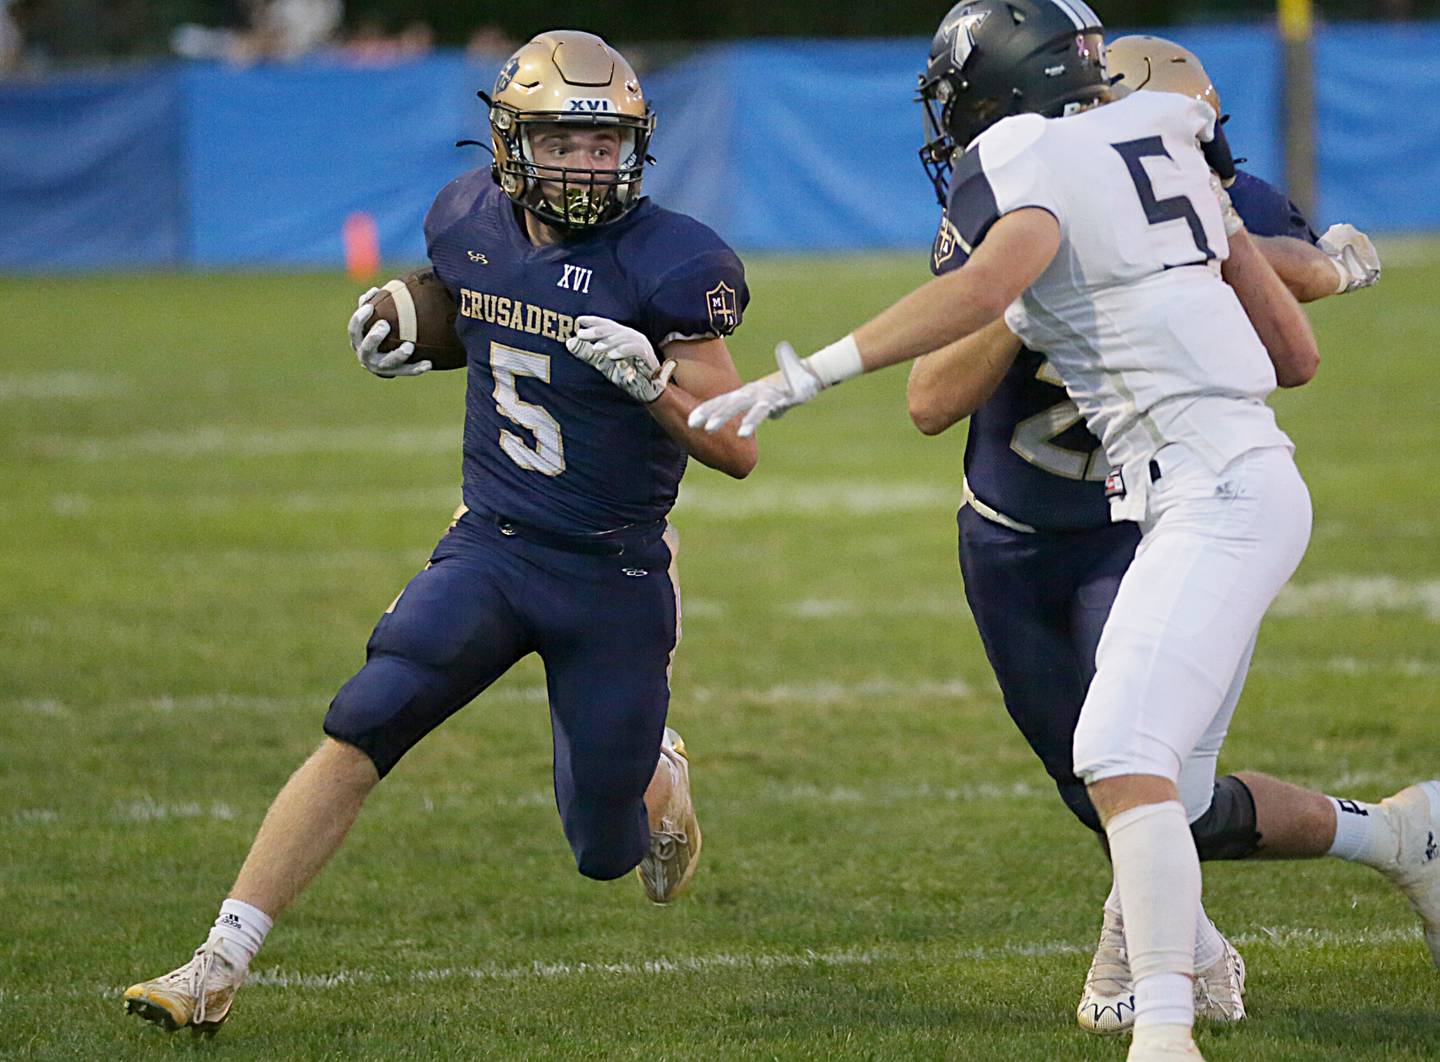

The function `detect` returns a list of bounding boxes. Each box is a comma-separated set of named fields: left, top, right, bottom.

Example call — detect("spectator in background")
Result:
left=172, top=0, right=341, bottom=64
left=256, top=0, right=341, bottom=60
left=0, top=0, right=26, bottom=75
left=342, top=17, right=433, bottom=65
left=465, top=23, right=515, bottom=62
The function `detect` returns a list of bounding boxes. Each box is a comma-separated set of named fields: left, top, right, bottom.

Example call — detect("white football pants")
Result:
left=1073, top=443, right=1311, bottom=784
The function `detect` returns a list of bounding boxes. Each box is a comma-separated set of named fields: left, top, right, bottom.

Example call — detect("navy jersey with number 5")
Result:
left=425, top=170, right=748, bottom=535
left=931, top=162, right=1317, bottom=531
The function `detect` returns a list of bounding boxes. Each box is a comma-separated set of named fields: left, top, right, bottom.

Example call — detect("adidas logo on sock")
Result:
left=220, top=913, right=243, bottom=929
left=1425, top=831, right=1437, bottom=864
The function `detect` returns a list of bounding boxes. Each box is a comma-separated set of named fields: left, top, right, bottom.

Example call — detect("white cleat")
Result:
left=1079, top=911, right=1246, bottom=1036
left=123, top=936, right=247, bottom=1036
left=1193, top=935, right=1246, bottom=1023
left=1376, top=780, right=1440, bottom=966
left=1077, top=908, right=1134, bottom=1035
left=637, top=727, right=702, bottom=905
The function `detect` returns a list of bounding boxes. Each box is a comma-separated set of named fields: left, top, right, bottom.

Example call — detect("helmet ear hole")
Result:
left=1007, top=5, right=1027, bottom=23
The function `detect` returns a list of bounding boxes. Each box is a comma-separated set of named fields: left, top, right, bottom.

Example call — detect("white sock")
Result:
left=208, top=898, right=273, bottom=966
left=1107, top=800, right=1199, bottom=1030
left=1131, top=1021, right=1196, bottom=1048
left=1104, top=877, right=1123, bottom=920
left=1193, top=908, right=1225, bottom=970
left=1326, top=796, right=1396, bottom=866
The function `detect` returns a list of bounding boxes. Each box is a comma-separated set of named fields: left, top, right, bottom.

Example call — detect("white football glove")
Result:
left=688, top=341, right=824, bottom=437
left=1209, top=172, right=1244, bottom=237
left=1318, top=223, right=1381, bottom=294
left=566, top=315, right=675, bottom=403
left=348, top=287, right=432, bottom=378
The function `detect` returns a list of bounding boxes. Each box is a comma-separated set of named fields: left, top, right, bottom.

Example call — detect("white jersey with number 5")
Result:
left=944, top=90, right=1292, bottom=520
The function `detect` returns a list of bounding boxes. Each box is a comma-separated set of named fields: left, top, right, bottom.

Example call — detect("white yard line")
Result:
left=7, top=922, right=1421, bottom=1003
left=209, top=925, right=1429, bottom=993
left=695, top=677, right=974, bottom=706
left=781, top=597, right=960, bottom=619
left=113, top=797, right=240, bottom=823
left=2, top=676, right=978, bottom=724
left=1272, top=575, right=1440, bottom=622
left=675, top=481, right=953, bottom=518
left=12, top=770, right=1041, bottom=829
left=0, top=372, right=126, bottom=400
left=28, top=425, right=457, bottom=461
left=1252, top=655, right=1440, bottom=678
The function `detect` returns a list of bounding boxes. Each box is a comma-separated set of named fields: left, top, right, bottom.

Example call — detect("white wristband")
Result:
left=805, top=334, right=864, bottom=387
left=1327, top=253, right=1350, bottom=295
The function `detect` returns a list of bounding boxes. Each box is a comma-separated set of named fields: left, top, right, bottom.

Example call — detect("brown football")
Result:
left=365, top=268, right=467, bottom=370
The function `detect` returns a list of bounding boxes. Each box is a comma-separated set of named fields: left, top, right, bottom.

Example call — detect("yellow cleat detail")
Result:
left=638, top=727, right=703, bottom=905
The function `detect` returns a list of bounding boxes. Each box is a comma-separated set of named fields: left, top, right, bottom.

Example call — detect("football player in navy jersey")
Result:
left=123, top=30, right=756, bottom=1037
left=904, top=35, right=1399, bottom=1038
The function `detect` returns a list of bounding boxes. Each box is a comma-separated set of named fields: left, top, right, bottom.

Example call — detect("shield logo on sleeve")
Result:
left=705, top=281, right=738, bottom=335
left=932, top=218, right=958, bottom=271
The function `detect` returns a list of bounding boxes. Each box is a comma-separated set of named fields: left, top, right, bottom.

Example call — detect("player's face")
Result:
left=529, top=125, right=624, bottom=172
left=527, top=124, right=626, bottom=225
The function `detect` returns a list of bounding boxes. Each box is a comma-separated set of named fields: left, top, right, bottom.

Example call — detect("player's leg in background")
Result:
left=1174, top=599, right=1440, bottom=965
left=1076, top=444, right=1312, bottom=1058
left=957, top=506, right=1103, bottom=825
left=536, top=530, right=691, bottom=900
left=1192, top=770, right=1440, bottom=967
left=124, top=516, right=534, bottom=1034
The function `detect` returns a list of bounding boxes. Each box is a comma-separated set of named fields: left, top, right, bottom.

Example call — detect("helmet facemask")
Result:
left=917, top=76, right=958, bottom=207
left=918, top=75, right=1008, bottom=206
left=493, top=107, right=653, bottom=231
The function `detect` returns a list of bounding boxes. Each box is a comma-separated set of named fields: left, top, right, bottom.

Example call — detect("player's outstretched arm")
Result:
left=850, top=208, right=1058, bottom=373
left=1251, top=235, right=1363, bottom=304
left=1223, top=227, right=1320, bottom=387
left=689, top=209, right=1060, bottom=436
left=907, top=321, right=1025, bottom=436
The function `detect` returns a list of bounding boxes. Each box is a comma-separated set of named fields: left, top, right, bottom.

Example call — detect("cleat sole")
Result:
left=125, top=996, right=182, bottom=1032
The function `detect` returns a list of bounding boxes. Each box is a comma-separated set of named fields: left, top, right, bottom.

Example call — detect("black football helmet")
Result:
left=918, top=0, right=1110, bottom=204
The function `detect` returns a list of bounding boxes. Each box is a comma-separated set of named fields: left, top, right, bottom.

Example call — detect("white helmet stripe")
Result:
left=1050, top=0, right=1101, bottom=29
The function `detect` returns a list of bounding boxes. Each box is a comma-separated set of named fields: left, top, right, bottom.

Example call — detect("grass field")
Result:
left=4, top=241, right=1440, bottom=1060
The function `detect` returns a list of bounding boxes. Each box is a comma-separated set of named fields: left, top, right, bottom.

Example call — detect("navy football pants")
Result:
left=324, top=509, right=679, bottom=880
left=956, top=505, right=1140, bottom=832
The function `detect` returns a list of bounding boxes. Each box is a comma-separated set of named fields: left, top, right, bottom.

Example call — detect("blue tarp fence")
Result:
left=2, top=24, right=1437, bottom=270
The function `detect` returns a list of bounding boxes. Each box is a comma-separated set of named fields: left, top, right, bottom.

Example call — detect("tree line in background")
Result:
left=8, top=0, right=1434, bottom=66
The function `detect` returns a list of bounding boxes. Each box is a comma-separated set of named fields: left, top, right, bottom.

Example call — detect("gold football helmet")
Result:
left=481, top=30, right=654, bottom=230
left=1105, top=35, right=1221, bottom=117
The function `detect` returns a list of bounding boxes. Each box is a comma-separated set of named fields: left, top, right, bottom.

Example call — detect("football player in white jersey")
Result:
left=690, top=3, right=1436, bottom=1058
left=907, top=32, right=1412, bottom=1040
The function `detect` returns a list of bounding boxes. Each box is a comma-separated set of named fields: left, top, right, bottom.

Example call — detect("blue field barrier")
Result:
left=1, top=25, right=1436, bottom=269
